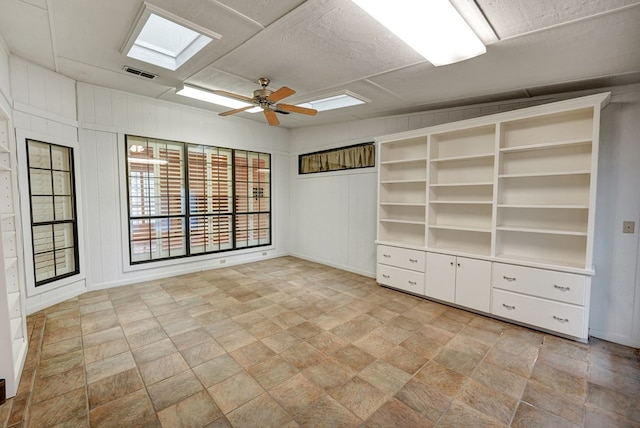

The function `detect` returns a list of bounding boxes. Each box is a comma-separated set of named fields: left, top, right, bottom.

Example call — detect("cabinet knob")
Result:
left=457, top=263, right=461, bottom=267
left=503, top=275, right=516, bottom=282
left=450, top=262, right=454, bottom=266
left=553, top=315, right=569, bottom=323
left=553, top=284, right=570, bottom=292
left=502, top=303, right=516, bottom=310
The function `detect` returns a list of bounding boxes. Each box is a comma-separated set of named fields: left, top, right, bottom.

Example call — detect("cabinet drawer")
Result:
left=377, top=264, right=425, bottom=295
left=492, top=263, right=586, bottom=305
left=492, top=289, right=586, bottom=338
left=377, top=245, right=425, bottom=272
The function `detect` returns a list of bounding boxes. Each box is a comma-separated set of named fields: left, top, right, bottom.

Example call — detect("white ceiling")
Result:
left=0, top=0, right=639, bottom=128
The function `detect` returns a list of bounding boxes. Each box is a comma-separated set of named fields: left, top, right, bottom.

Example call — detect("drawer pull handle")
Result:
left=383, top=254, right=391, bottom=258
left=553, top=284, right=570, bottom=292
left=553, top=315, right=569, bottom=323
left=382, top=274, right=390, bottom=279
left=408, top=281, right=417, bottom=285
left=503, top=276, right=516, bottom=282
left=502, top=304, right=516, bottom=310
left=409, top=258, right=418, bottom=263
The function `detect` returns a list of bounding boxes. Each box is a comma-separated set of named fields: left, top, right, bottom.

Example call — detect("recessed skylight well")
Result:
left=299, top=91, right=369, bottom=112
left=123, top=4, right=221, bottom=71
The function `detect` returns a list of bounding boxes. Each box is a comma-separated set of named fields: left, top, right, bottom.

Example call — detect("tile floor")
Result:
left=1, top=256, right=639, bottom=427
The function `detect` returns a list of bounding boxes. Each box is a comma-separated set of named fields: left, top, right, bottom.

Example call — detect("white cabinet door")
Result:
left=455, top=257, right=491, bottom=312
left=425, top=253, right=456, bottom=302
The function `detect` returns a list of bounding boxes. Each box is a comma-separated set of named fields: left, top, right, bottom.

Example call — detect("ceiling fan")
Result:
left=214, top=78, right=317, bottom=126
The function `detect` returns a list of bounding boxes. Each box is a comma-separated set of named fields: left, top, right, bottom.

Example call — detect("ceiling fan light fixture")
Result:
left=176, top=84, right=253, bottom=109
left=351, top=0, right=486, bottom=66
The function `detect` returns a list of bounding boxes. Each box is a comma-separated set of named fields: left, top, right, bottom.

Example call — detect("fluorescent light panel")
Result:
left=351, top=0, right=486, bottom=66
left=299, top=93, right=367, bottom=112
left=176, top=85, right=252, bottom=109
left=127, top=13, right=212, bottom=71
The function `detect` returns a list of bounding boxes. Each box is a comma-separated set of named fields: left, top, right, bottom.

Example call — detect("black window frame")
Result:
left=25, top=139, right=80, bottom=287
left=125, top=135, right=272, bottom=265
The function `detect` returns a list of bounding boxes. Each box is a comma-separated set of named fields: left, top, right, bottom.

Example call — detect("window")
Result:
left=299, top=142, right=375, bottom=174
left=126, top=136, right=271, bottom=263
left=234, top=151, right=271, bottom=248
left=26, top=140, right=79, bottom=285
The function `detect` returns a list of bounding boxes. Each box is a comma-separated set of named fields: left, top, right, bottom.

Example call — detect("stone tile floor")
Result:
left=1, top=256, right=639, bottom=427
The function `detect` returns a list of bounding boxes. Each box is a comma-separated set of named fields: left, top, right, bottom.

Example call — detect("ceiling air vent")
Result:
left=123, top=66, right=157, bottom=80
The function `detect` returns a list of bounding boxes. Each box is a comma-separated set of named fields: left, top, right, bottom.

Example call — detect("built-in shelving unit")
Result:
left=375, top=93, right=610, bottom=342
left=427, top=125, right=495, bottom=257
left=377, top=136, right=427, bottom=247
left=0, top=118, right=27, bottom=398
left=495, top=106, right=596, bottom=269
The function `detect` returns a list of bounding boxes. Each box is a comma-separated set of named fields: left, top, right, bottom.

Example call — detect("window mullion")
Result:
left=184, top=142, right=191, bottom=257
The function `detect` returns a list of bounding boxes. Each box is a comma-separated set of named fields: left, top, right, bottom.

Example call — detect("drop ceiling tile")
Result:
left=477, top=0, right=640, bottom=39
left=209, top=0, right=425, bottom=95
left=52, top=0, right=263, bottom=83
left=214, top=0, right=307, bottom=27
left=369, top=6, right=640, bottom=106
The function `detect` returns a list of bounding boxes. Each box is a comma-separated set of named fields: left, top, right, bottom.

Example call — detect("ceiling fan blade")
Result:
left=264, top=110, right=280, bottom=126
left=276, top=103, right=318, bottom=116
left=268, top=87, right=295, bottom=102
left=212, top=90, right=254, bottom=103
left=219, top=105, right=254, bottom=116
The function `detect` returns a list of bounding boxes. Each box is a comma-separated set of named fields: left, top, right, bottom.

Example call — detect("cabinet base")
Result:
left=377, top=282, right=589, bottom=343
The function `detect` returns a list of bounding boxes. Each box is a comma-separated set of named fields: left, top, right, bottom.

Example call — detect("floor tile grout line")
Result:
left=15, top=258, right=640, bottom=427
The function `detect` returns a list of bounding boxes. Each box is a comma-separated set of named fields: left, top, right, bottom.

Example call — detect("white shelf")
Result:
left=7, top=291, right=19, bottom=311
left=430, top=200, right=492, bottom=205
left=380, top=219, right=426, bottom=225
left=429, top=225, right=491, bottom=233
left=380, top=179, right=427, bottom=184
left=4, top=256, right=17, bottom=270
left=498, top=204, right=589, bottom=210
left=10, top=317, right=22, bottom=339
left=499, top=170, right=591, bottom=179
left=430, top=182, right=493, bottom=188
left=380, top=202, right=426, bottom=207
left=497, top=226, right=587, bottom=236
left=12, top=337, right=27, bottom=364
left=500, top=138, right=591, bottom=153
left=380, top=157, right=427, bottom=165
left=431, top=152, right=494, bottom=163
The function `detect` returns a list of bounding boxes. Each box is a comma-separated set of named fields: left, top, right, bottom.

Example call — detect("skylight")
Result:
left=125, top=10, right=214, bottom=71
left=298, top=92, right=368, bottom=112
